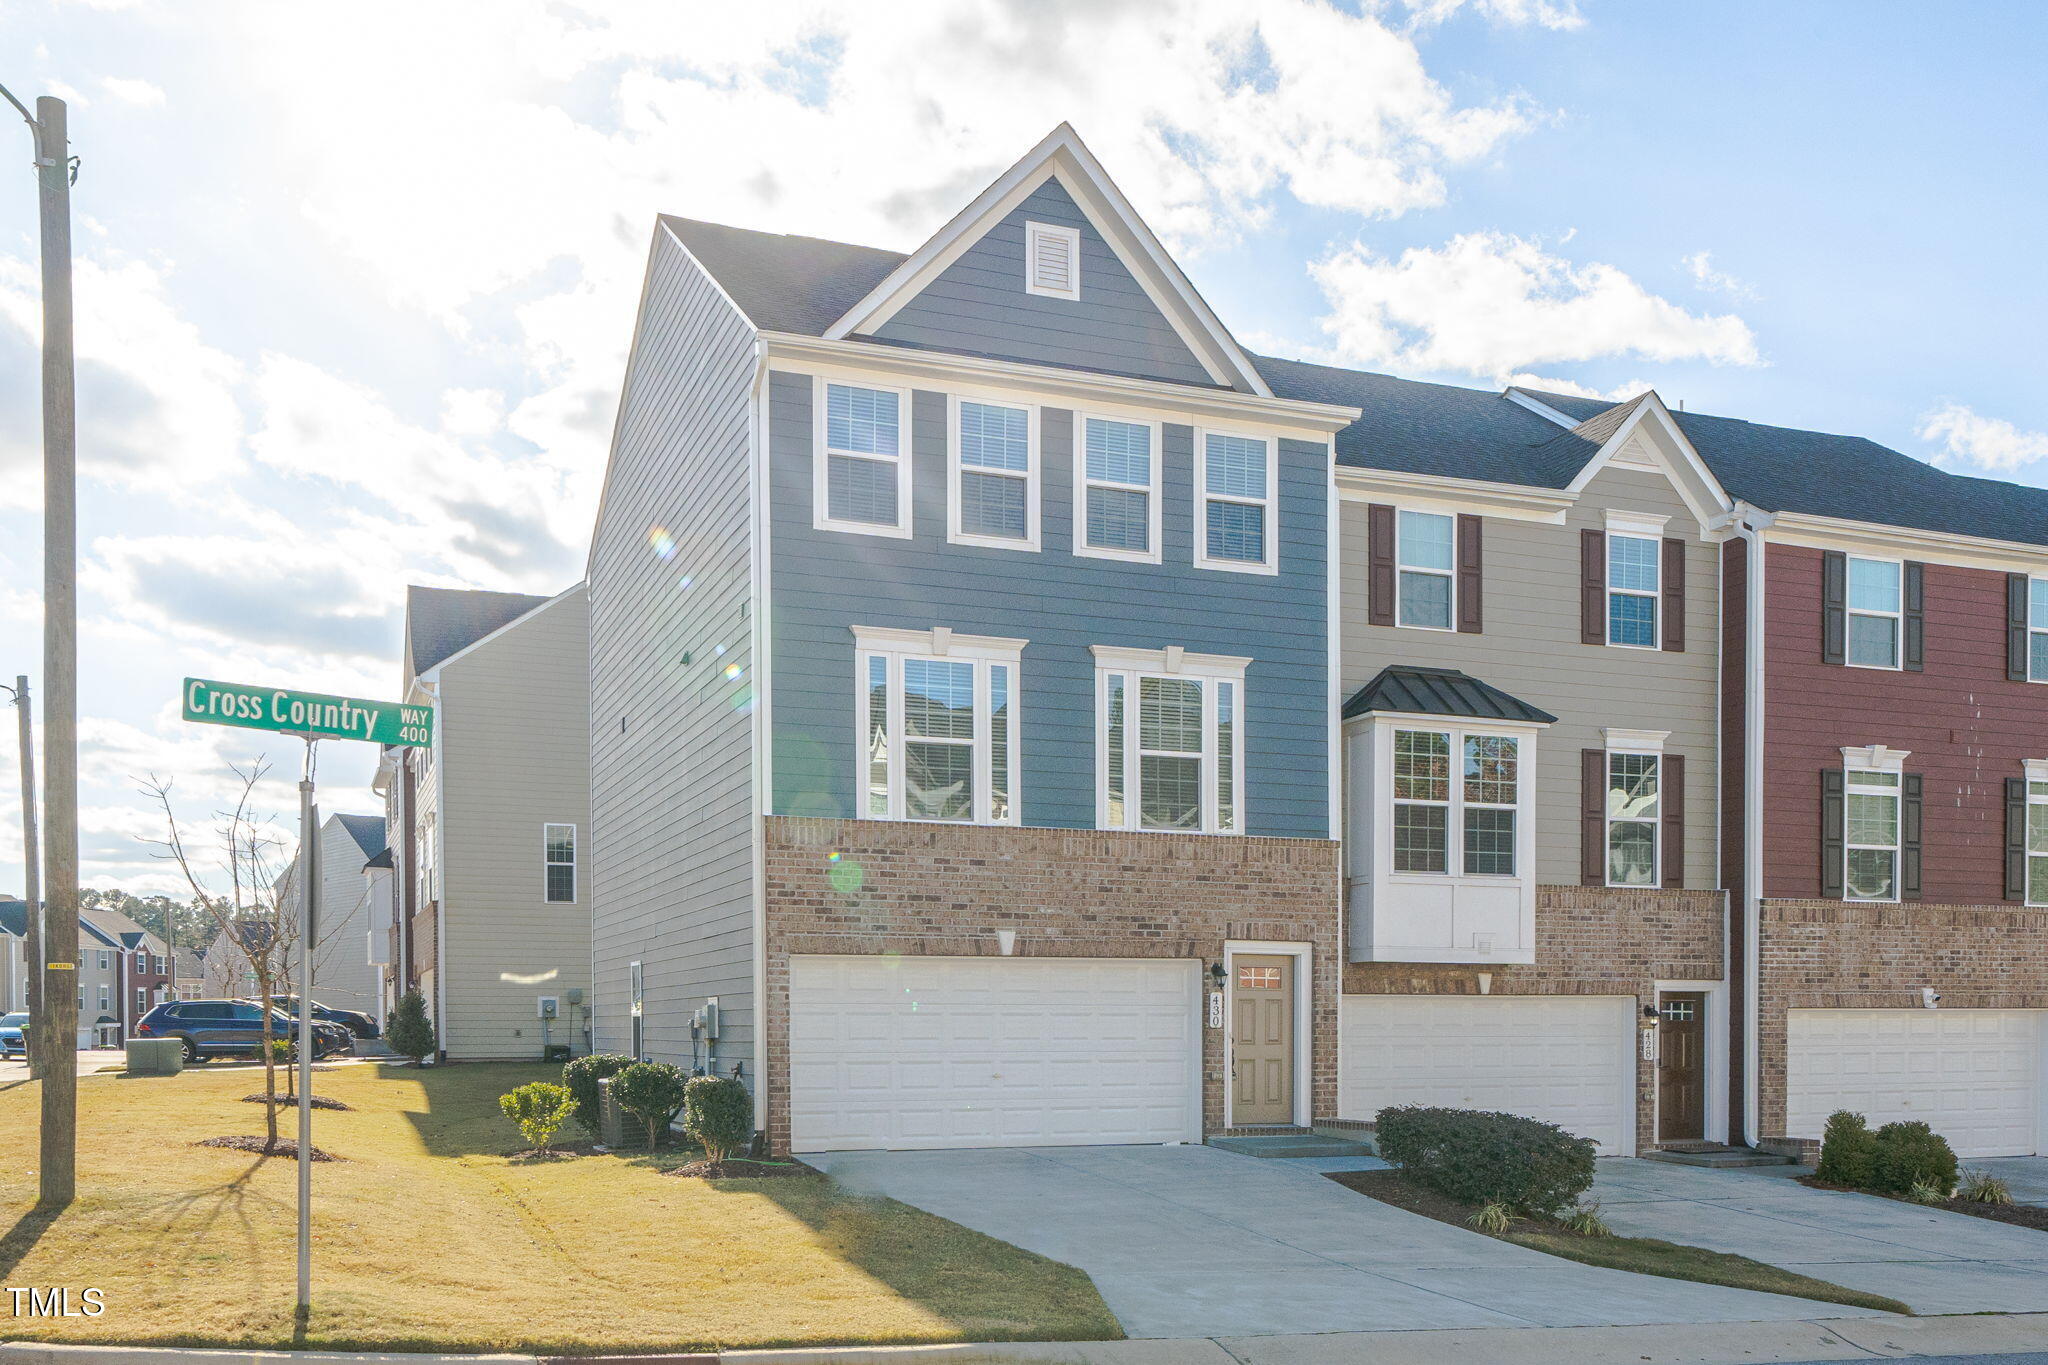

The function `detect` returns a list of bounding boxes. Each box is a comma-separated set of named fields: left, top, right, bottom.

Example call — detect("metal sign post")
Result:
left=181, top=678, right=428, bottom=1316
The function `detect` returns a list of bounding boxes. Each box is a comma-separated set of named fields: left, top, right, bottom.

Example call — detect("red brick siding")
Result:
left=1757, top=897, right=2048, bottom=1144
left=1762, top=543, right=2044, bottom=903
left=762, top=816, right=1341, bottom=1155
left=1345, top=884, right=1727, bottom=1149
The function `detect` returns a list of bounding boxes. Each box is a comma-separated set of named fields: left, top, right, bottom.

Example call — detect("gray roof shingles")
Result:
left=1342, top=665, right=1557, bottom=724
left=334, top=813, right=388, bottom=862
left=655, top=214, right=2048, bottom=550
left=406, top=585, right=549, bottom=681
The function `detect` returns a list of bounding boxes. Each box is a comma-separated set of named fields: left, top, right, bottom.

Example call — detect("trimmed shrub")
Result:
left=1870, top=1120, right=1958, bottom=1197
left=1375, top=1105, right=1595, bottom=1217
left=562, top=1053, right=635, bottom=1137
left=683, top=1075, right=753, bottom=1162
left=500, top=1081, right=577, bottom=1153
left=387, top=991, right=436, bottom=1065
left=612, top=1061, right=688, bottom=1151
left=1816, top=1110, right=1878, bottom=1187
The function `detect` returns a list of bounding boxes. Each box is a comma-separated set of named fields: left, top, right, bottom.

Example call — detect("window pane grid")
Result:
left=958, top=402, right=1028, bottom=471
left=1205, top=499, right=1266, bottom=564
left=827, top=453, right=899, bottom=526
left=1204, top=434, right=1267, bottom=498
left=959, top=470, right=1028, bottom=540
left=1086, top=485, right=1150, bottom=552
left=863, top=649, right=1016, bottom=826
left=1104, top=668, right=1243, bottom=836
left=1463, top=807, right=1515, bottom=876
left=1393, top=804, right=1448, bottom=873
left=1085, top=418, right=1151, bottom=486
left=826, top=384, right=899, bottom=456
left=1846, top=557, right=1902, bottom=668
left=1393, top=730, right=1449, bottom=801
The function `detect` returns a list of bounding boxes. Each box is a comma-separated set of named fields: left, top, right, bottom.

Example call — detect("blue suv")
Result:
left=135, top=999, right=351, bottom=1063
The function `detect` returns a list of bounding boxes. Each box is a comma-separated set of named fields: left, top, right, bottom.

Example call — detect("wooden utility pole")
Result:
left=6, top=676, right=40, bottom=1079
left=2, top=84, right=79, bottom=1207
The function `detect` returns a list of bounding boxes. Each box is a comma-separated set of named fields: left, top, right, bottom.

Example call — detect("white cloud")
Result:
left=1918, top=403, right=2048, bottom=473
left=1503, top=373, right=1658, bottom=403
left=1309, top=231, right=1762, bottom=382
left=1400, top=0, right=1586, bottom=30
left=99, top=76, right=166, bottom=106
left=1684, top=250, right=1756, bottom=301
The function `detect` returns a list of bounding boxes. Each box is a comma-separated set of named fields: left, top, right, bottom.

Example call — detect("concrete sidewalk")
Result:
left=9, top=1313, right=2048, bottom=1364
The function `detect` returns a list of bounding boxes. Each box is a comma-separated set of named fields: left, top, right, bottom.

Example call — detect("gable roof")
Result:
left=662, top=216, right=903, bottom=336
left=1342, top=665, right=1556, bottom=724
left=82, top=906, right=157, bottom=950
left=364, top=846, right=394, bottom=870
left=405, top=585, right=550, bottom=682
left=0, top=899, right=24, bottom=938
left=79, top=917, right=120, bottom=949
left=333, top=813, right=388, bottom=862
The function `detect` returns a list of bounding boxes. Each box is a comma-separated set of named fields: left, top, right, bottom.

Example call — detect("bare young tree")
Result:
left=140, top=760, right=305, bottom=1154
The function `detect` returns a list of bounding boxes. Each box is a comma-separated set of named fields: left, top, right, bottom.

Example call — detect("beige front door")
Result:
left=1231, top=954, right=1295, bottom=1125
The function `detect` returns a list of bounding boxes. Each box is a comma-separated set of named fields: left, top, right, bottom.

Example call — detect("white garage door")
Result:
left=1787, top=1010, right=2044, bottom=1158
left=789, top=955, right=1200, bottom=1152
left=1340, top=995, right=1634, bottom=1154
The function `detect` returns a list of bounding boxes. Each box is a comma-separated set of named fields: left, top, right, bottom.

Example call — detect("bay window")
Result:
left=856, top=626, right=1023, bottom=824
left=1094, top=646, right=1248, bottom=834
left=1390, top=727, right=1521, bottom=876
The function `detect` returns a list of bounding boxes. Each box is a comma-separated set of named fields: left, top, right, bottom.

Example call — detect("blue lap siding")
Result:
left=767, top=369, right=1330, bottom=839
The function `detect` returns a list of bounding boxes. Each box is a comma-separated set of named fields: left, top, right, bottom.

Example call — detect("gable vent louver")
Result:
left=1025, top=221, right=1081, bottom=300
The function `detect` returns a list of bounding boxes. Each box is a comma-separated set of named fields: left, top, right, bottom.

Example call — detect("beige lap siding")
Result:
left=1757, top=899, right=2048, bottom=1149
left=762, top=816, right=1342, bottom=1155
left=1344, top=885, right=1726, bottom=1152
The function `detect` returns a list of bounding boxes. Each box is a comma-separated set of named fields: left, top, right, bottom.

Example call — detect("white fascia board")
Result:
left=1765, top=510, right=2048, bottom=575
left=822, top=124, right=1273, bottom=398
left=763, top=333, right=1356, bottom=438
left=1564, top=393, right=1734, bottom=532
left=1335, top=465, right=1574, bottom=524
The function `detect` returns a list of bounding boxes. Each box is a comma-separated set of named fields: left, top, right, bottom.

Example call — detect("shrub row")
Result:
left=1375, top=1105, right=1595, bottom=1216
left=1817, top=1111, right=1958, bottom=1195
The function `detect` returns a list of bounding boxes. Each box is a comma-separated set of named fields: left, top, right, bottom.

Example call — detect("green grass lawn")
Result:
left=0, top=1061, right=1119, bottom=1353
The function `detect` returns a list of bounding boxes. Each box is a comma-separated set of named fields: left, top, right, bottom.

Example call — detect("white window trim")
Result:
left=1843, top=753, right=1906, bottom=904
left=1194, top=426, right=1279, bottom=576
left=544, top=822, right=577, bottom=905
left=1844, top=553, right=1904, bottom=671
left=813, top=376, right=914, bottom=540
left=1605, top=509, right=1671, bottom=537
left=1381, top=719, right=1534, bottom=881
left=1091, top=645, right=1250, bottom=835
left=854, top=626, right=1026, bottom=827
left=1393, top=506, right=1458, bottom=632
left=945, top=393, right=1040, bottom=552
left=1606, top=529, right=1663, bottom=650
left=2026, top=759, right=2048, bottom=908
left=1604, top=748, right=1663, bottom=889
left=1074, top=411, right=1163, bottom=565
left=2028, top=577, right=2048, bottom=683
left=1023, top=221, right=1082, bottom=301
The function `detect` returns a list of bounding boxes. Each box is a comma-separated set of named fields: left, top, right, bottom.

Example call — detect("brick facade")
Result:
left=1344, top=884, right=1727, bottom=1150
left=761, top=815, right=1341, bottom=1154
left=1757, top=898, right=2048, bottom=1145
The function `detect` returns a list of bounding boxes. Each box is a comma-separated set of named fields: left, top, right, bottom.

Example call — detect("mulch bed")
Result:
left=1329, top=1168, right=1558, bottom=1236
left=663, top=1157, right=820, bottom=1180
left=194, top=1135, right=343, bottom=1161
left=242, top=1093, right=353, bottom=1110
left=1799, top=1174, right=2048, bottom=1230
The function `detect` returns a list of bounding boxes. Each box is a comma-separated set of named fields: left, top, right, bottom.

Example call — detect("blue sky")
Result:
left=0, top=0, right=2043, bottom=895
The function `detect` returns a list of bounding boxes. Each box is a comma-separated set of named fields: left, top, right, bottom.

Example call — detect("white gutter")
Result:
left=1735, top=503, right=1774, bottom=1147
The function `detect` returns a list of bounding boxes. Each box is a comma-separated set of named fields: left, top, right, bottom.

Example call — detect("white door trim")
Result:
left=1654, top=978, right=1728, bottom=1147
left=1223, top=939, right=1312, bottom=1129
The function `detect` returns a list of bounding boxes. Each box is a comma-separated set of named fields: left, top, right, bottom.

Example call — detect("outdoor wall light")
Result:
left=1209, top=962, right=1228, bottom=989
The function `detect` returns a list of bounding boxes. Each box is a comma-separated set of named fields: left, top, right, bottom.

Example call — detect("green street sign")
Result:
left=181, top=677, right=432, bottom=747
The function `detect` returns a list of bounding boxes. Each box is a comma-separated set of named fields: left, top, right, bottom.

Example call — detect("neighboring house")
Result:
left=0, top=898, right=26, bottom=1014
left=201, top=918, right=277, bottom=1001
left=373, top=582, right=592, bottom=1059
left=587, top=124, right=1355, bottom=1153
left=81, top=907, right=173, bottom=1037
left=362, top=845, right=394, bottom=1014
left=1, top=901, right=170, bottom=1045
left=277, top=812, right=388, bottom=1022
left=173, top=947, right=205, bottom=1001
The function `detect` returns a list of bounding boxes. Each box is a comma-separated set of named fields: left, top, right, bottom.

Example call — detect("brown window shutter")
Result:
left=1902, top=561, right=1925, bottom=672
left=1661, top=753, right=1685, bottom=888
left=1820, top=769, right=1846, bottom=898
left=1581, top=748, right=1607, bottom=885
left=1580, top=529, right=1606, bottom=645
left=1821, top=550, right=1847, bottom=665
left=2009, top=573, right=2031, bottom=681
left=1661, top=537, right=1686, bottom=652
left=1901, top=772, right=1923, bottom=901
left=2006, top=776, right=2028, bottom=901
left=1456, top=514, right=1483, bottom=634
left=1368, top=503, right=1396, bottom=627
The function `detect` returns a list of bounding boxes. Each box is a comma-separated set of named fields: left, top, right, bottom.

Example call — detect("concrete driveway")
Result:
left=1968, top=1157, right=2048, bottom=1208
left=807, top=1144, right=1888, bottom=1339
left=1594, top=1158, right=2048, bottom=1314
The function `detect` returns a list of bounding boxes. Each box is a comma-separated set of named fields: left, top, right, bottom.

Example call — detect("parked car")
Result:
left=0, top=1012, right=25, bottom=1059
left=134, top=999, right=352, bottom=1063
left=269, top=995, right=380, bottom=1040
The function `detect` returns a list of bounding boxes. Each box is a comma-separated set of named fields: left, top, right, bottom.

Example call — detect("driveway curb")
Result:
left=11, top=1314, right=2048, bottom=1365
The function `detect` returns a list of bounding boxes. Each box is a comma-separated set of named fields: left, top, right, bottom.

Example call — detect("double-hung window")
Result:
left=1607, top=533, right=1661, bottom=647
left=948, top=397, right=1037, bottom=549
left=1391, top=728, right=1521, bottom=875
left=2027, top=578, right=2048, bottom=681
left=1395, top=511, right=1455, bottom=629
left=1845, top=768, right=1902, bottom=901
left=1606, top=752, right=1661, bottom=886
left=857, top=627, right=1022, bottom=824
left=1094, top=647, right=1247, bottom=834
left=1077, top=415, right=1160, bottom=562
left=1197, top=431, right=1276, bottom=573
left=815, top=380, right=911, bottom=537
left=544, top=824, right=576, bottom=903
left=1846, top=557, right=1902, bottom=668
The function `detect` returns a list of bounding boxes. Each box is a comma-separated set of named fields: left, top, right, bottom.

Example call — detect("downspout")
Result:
left=1735, top=505, right=1773, bottom=1147
left=746, top=339, right=771, bottom=1135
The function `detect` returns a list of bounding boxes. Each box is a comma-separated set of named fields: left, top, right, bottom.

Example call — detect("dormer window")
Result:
left=1024, top=222, right=1081, bottom=300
